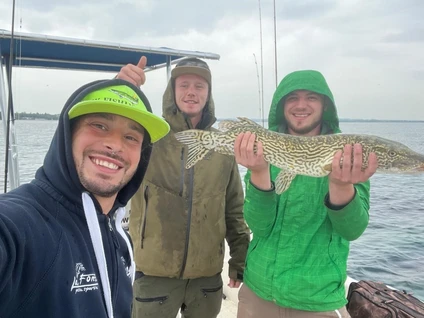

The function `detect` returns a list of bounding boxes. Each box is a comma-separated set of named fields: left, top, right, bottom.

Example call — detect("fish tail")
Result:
left=174, top=130, right=214, bottom=169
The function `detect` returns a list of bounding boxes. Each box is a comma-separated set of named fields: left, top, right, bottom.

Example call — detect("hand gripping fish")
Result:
left=174, top=117, right=424, bottom=194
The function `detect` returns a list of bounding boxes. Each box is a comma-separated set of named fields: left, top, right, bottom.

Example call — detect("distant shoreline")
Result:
left=0, top=112, right=59, bottom=120
left=218, top=118, right=424, bottom=123
left=0, top=115, right=423, bottom=123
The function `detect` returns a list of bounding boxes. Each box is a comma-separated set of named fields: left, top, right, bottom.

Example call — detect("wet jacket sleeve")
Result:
left=225, top=161, right=250, bottom=281
left=326, top=180, right=370, bottom=241
left=242, top=170, right=278, bottom=238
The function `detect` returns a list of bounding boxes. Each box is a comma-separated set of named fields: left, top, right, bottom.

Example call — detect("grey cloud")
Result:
left=277, top=0, right=337, bottom=20
left=410, top=70, right=424, bottom=80
left=6, top=0, right=261, bottom=38
left=383, top=29, right=424, bottom=43
left=15, top=0, right=108, bottom=12
left=1, top=0, right=423, bottom=121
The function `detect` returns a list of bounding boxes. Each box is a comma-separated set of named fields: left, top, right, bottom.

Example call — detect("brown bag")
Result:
left=346, top=280, right=424, bottom=318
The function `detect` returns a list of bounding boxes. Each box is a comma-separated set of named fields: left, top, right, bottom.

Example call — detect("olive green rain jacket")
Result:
left=243, top=70, right=371, bottom=311
left=129, top=79, right=250, bottom=280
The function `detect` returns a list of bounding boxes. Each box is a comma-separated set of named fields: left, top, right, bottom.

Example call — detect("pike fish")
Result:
left=174, top=117, right=424, bottom=194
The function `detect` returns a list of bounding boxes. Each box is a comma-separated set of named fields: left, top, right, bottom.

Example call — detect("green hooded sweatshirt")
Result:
left=243, top=70, right=371, bottom=311
left=129, top=77, right=250, bottom=280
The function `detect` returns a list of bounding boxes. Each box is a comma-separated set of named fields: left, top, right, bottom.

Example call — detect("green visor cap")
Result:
left=68, top=85, right=170, bottom=143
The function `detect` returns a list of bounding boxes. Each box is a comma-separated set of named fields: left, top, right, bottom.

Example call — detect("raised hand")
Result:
left=116, top=56, right=147, bottom=86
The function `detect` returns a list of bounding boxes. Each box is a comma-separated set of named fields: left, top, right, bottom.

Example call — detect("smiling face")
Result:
left=283, top=89, right=325, bottom=136
left=72, top=113, right=144, bottom=202
left=174, top=74, right=209, bottom=127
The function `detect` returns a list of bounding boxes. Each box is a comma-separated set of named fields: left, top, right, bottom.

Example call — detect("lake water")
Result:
left=0, top=120, right=423, bottom=300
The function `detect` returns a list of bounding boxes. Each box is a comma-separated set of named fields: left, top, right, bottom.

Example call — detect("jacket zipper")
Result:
left=179, top=166, right=194, bottom=278
left=179, top=148, right=185, bottom=197
left=107, top=217, right=118, bottom=306
left=327, top=235, right=343, bottom=289
left=140, top=185, right=149, bottom=249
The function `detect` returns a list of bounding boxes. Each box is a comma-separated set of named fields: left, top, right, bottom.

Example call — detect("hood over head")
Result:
left=35, top=79, right=169, bottom=211
left=268, top=70, right=341, bottom=134
left=163, top=57, right=216, bottom=130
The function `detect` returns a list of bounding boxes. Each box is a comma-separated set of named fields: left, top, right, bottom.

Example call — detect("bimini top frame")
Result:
left=0, top=29, right=220, bottom=191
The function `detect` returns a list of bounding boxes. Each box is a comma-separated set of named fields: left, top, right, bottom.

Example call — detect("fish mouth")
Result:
left=404, top=164, right=424, bottom=173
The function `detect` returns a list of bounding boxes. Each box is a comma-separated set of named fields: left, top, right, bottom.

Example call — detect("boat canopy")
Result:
left=0, top=29, right=220, bottom=191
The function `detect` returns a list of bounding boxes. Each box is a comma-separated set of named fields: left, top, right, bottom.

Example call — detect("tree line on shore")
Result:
left=0, top=113, right=422, bottom=122
left=0, top=112, right=59, bottom=120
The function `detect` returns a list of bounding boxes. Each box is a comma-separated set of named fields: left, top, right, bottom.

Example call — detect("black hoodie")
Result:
left=0, top=79, right=153, bottom=317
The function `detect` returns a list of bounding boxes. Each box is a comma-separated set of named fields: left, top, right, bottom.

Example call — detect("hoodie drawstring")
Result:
left=82, top=192, right=114, bottom=318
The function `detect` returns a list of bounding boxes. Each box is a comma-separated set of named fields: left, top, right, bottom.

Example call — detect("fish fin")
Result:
left=323, top=163, right=332, bottom=172
left=185, top=144, right=212, bottom=169
left=218, top=117, right=262, bottom=132
left=218, top=119, right=242, bottom=132
left=275, top=171, right=296, bottom=194
left=215, top=145, right=234, bottom=156
left=174, top=130, right=213, bottom=169
left=236, top=117, right=263, bottom=127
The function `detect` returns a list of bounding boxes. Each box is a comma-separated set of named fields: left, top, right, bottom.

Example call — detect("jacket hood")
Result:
left=35, top=79, right=153, bottom=211
left=162, top=76, right=216, bottom=131
left=268, top=70, right=340, bottom=134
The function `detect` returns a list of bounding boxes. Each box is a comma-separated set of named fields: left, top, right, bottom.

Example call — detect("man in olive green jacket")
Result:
left=235, top=70, right=378, bottom=318
left=117, top=57, right=250, bottom=318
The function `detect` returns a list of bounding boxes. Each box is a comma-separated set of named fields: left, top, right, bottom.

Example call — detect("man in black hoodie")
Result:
left=0, top=79, right=170, bottom=318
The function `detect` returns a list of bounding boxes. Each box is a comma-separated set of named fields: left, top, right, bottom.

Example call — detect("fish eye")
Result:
left=388, top=150, right=397, bottom=157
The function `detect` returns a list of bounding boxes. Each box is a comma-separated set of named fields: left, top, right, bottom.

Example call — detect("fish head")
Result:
left=373, top=139, right=424, bottom=173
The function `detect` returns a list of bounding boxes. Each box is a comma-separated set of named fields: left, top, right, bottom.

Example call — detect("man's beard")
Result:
left=77, top=151, right=134, bottom=198
left=79, top=172, right=127, bottom=198
left=286, top=115, right=323, bottom=135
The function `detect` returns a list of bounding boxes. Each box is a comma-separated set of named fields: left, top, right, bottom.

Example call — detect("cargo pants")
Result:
left=132, top=272, right=223, bottom=318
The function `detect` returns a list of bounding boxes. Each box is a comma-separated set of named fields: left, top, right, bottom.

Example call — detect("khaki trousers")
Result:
left=237, top=284, right=351, bottom=318
left=132, top=272, right=223, bottom=318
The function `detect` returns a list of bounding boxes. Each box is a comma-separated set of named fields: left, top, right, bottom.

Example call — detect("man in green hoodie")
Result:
left=117, top=57, right=250, bottom=318
left=235, top=70, right=378, bottom=318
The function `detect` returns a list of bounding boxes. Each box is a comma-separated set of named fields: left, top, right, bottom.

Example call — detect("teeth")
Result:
left=93, top=158, right=119, bottom=170
left=294, top=114, right=308, bottom=117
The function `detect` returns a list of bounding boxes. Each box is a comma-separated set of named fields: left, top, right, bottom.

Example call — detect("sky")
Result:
left=0, top=0, right=423, bottom=120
